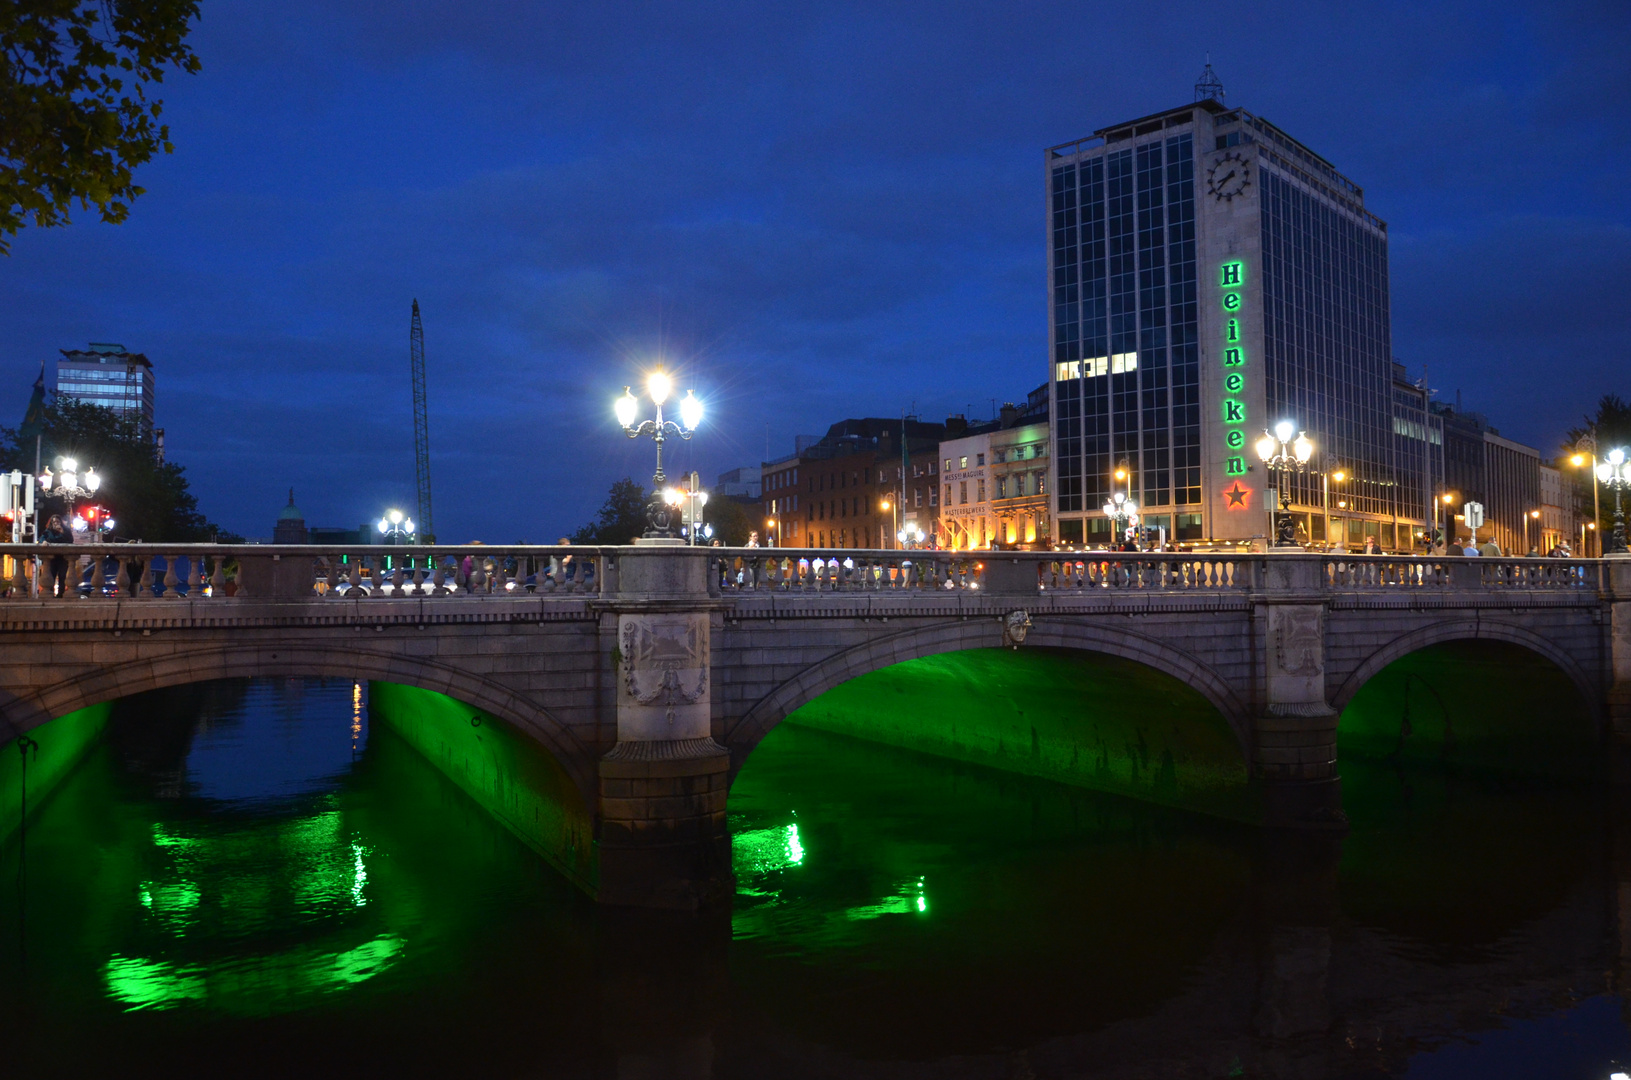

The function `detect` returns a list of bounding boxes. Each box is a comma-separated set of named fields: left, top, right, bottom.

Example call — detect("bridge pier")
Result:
left=596, top=547, right=733, bottom=910
left=1608, top=558, right=1631, bottom=777
left=1255, top=556, right=1344, bottom=828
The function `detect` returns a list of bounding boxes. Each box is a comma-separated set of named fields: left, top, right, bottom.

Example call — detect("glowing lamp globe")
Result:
left=1273, top=419, right=1295, bottom=443
left=1255, top=433, right=1278, bottom=462
left=615, top=387, right=638, bottom=428
left=1293, top=433, right=1314, bottom=464
left=679, top=389, right=703, bottom=430
left=647, top=369, right=672, bottom=406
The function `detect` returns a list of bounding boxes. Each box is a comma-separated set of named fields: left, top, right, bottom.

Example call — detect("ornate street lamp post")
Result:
left=1101, top=490, right=1139, bottom=550
left=38, top=457, right=103, bottom=541
left=615, top=369, right=703, bottom=539
left=1255, top=420, right=1315, bottom=548
left=1596, top=447, right=1631, bottom=555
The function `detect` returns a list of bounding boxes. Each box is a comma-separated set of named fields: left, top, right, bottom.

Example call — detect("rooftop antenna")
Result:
left=409, top=299, right=434, bottom=542
left=1195, top=55, right=1225, bottom=104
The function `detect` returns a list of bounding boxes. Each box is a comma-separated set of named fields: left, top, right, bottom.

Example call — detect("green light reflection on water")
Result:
left=733, top=821, right=807, bottom=897
left=843, top=876, right=929, bottom=922
left=103, top=934, right=405, bottom=1012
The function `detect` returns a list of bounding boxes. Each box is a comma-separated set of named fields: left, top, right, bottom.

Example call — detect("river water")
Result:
left=2, top=677, right=1630, bottom=1078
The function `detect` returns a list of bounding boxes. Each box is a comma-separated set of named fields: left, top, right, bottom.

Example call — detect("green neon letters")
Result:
left=1222, top=292, right=1240, bottom=311
left=1226, top=429, right=1245, bottom=449
left=1223, top=347, right=1243, bottom=366
left=1223, top=399, right=1244, bottom=423
left=1224, top=372, right=1244, bottom=393
left=1226, top=319, right=1240, bottom=342
left=1220, top=261, right=1243, bottom=287
left=1219, top=260, right=1248, bottom=496
left=1225, top=456, right=1247, bottom=476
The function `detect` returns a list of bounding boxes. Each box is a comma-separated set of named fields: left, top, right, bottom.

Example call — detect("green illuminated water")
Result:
left=3, top=659, right=1630, bottom=1077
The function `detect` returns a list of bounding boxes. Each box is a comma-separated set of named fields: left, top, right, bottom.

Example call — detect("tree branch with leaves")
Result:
left=1, top=0, right=201, bottom=255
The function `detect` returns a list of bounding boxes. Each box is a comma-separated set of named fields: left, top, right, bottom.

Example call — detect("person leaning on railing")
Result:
left=40, top=514, right=73, bottom=597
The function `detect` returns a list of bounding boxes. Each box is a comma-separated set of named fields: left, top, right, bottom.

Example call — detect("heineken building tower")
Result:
left=1046, top=67, right=1435, bottom=549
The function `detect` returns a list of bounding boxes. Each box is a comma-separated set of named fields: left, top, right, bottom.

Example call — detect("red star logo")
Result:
left=1223, top=481, right=1251, bottom=510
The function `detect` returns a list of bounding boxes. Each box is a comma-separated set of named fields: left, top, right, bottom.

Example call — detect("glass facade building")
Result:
left=54, top=343, right=155, bottom=431
left=1047, top=100, right=1435, bottom=548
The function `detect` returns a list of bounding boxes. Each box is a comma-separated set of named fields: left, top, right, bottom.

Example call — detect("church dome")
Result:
left=278, top=489, right=304, bottom=521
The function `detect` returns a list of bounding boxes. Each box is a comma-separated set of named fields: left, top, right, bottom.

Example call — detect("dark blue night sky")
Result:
left=2, top=2, right=1626, bottom=541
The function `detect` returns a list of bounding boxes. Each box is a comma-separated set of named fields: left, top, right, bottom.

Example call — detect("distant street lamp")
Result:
left=1434, top=492, right=1456, bottom=552
left=1255, top=421, right=1314, bottom=548
left=377, top=509, right=416, bottom=542
left=880, top=497, right=899, bottom=549
left=616, top=368, right=703, bottom=539
left=1322, top=466, right=1346, bottom=550
left=1523, top=509, right=1541, bottom=555
left=1102, top=490, right=1139, bottom=550
left=38, top=456, right=103, bottom=541
left=1570, top=437, right=1602, bottom=556
left=897, top=527, right=927, bottom=549
left=1596, top=448, right=1631, bottom=555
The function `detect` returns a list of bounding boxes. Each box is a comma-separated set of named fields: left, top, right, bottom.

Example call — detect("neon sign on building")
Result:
left=1219, top=260, right=1247, bottom=487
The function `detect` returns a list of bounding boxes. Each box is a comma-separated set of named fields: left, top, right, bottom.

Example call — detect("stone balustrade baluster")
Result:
left=495, top=557, right=510, bottom=593
left=187, top=555, right=202, bottom=596
left=348, top=560, right=363, bottom=597
left=88, top=552, right=105, bottom=597
left=135, top=558, right=154, bottom=599
left=162, top=556, right=180, bottom=599
left=470, top=558, right=487, bottom=593
left=454, top=556, right=468, bottom=593
left=392, top=565, right=406, bottom=595
left=212, top=554, right=227, bottom=597
left=431, top=558, right=448, bottom=596
left=411, top=566, right=426, bottom=596
left=324, top=557, right=339, bottom=596
left=8, top=555, right=24, bottom=597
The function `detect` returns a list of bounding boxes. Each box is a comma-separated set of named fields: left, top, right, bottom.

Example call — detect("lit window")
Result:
left=976, top=453, right=985, bottom=466
left=944, top=458, right=952, bottom=471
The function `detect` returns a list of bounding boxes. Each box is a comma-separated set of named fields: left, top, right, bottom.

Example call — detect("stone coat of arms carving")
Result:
left=620, top=615, right=709, bottom=726
left=1269, top=606, right=1323, bottom=677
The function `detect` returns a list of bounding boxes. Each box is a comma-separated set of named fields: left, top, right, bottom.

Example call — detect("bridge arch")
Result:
left=1331, top=618, right=1603, bottom=725
left=0, top=642, right=597, bottom=801
left=724, top=616, right=1251, bottom=774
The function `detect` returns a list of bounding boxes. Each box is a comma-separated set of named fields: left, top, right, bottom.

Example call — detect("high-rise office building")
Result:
left=54, top=343, right=155, bottom=430
left=1047, top=76, right=1436, bottom=549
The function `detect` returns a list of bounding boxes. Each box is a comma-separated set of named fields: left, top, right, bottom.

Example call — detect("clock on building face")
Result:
left=1206, top=152, right=1251, bottom=202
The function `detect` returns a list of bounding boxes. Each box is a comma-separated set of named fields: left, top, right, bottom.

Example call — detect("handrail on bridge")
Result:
left=0, top=543, right=1609, bottom=601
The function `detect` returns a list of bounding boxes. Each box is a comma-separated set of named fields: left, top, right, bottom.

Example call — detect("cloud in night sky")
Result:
left=1, top=1, right=1626, bottom=540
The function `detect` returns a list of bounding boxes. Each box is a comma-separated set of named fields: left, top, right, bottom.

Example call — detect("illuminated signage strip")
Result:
left=1219, top=260, right=1246, bottom=477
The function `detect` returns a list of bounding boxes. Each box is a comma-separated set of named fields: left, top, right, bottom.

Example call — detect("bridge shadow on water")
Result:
left=0, top=660, right=1629, bottom=1077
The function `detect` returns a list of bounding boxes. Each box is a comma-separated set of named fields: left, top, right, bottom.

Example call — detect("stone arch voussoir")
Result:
left=724, top=615, right=1251, bottom=776
left=1, top=642, right=597, bottom=802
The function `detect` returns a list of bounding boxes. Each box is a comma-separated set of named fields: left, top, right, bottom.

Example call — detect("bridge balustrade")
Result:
left=0, top=544, right=1610, bottom=602
left=0, top=544, right=610, bottom=600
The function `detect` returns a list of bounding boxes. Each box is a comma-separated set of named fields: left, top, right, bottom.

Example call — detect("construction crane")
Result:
left=410, top=299, right=434, bottom=542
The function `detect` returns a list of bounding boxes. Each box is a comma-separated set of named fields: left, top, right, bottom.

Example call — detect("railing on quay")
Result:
left=0, top=543, right=608, bottom=601
left=0, top=543, right=1607, bottom=602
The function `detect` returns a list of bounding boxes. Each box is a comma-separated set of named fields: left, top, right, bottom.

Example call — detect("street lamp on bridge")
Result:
left=1255, top=421, right=1314, bottom=548
left=615, top=369, right=703, bottom=539
left=1596, top=448, right=1631, bottom=555
left=38, top=456, right=103, bottom=541
left=1102, top=490, right=1139, bottom=550
left=1570, top=438, right=1602, bottom=557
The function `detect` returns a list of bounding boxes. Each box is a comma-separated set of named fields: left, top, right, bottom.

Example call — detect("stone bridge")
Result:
left=1, top=542, right=1628, bottom=908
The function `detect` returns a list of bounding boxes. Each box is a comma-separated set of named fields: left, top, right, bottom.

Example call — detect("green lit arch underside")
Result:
left=725, top=617, right=1252, bottom=775
left=0, top=644, right=596, bottom=801
left=1331, top=618, right=1603, bottom=724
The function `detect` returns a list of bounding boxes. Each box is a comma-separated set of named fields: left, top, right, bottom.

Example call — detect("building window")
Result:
left=930, top=488, right=938, bottom=507
left=959, top=482, right=968, bottom=504
left=1037, top=473, right=1046, bottom=495
left=977, top=480, right=986, bottom=503
left=995, top=478, right=1007, bottom=498
left=976, top=453, right=986, bottom=466
left=959, top=456, right=968, bottom=469
left=914, top=487, right=922, bottom=507
left=944, top=458, right=952, bottom=471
